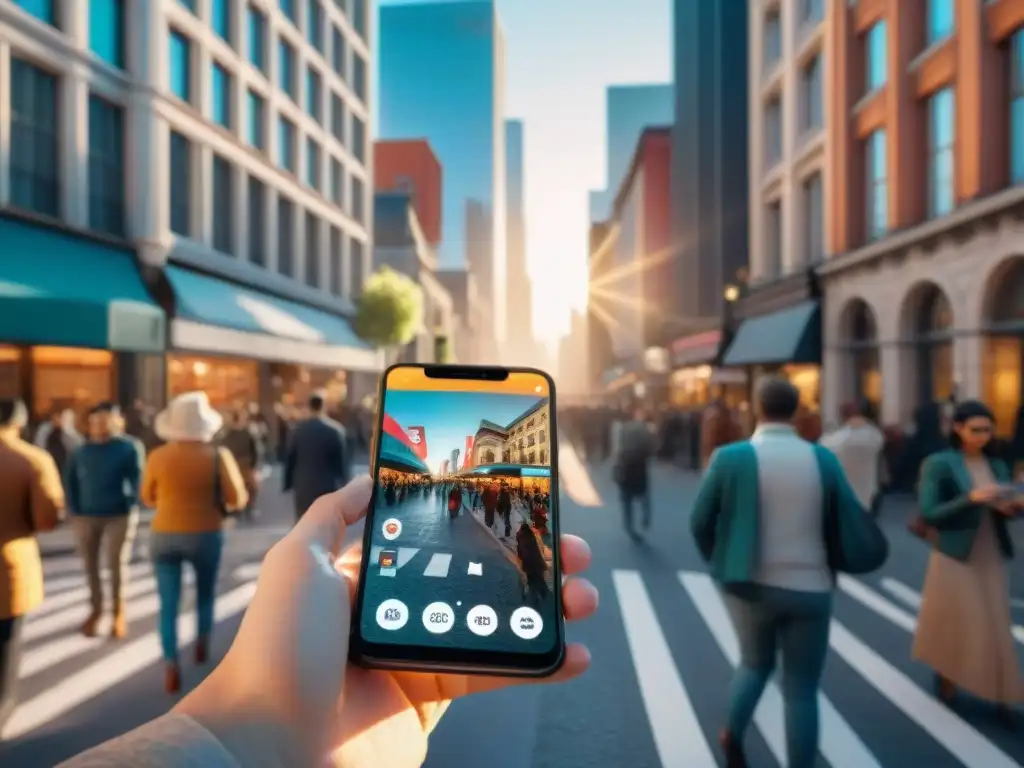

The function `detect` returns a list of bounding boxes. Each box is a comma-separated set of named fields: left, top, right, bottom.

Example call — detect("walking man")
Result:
left=64, top=403, right=144, bottom=639
left=284, top=393, right=349, bottom=521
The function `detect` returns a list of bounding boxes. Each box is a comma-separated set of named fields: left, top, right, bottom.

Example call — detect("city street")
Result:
left=0, top=452, right=1022, bottom=766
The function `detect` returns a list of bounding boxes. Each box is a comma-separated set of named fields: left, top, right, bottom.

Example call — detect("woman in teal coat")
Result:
left=913, top=400, right=1022, bottom=724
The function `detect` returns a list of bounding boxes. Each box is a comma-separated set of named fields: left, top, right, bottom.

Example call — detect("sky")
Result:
left=383, top=388, right=545, bottom=471
left=374, top=0, right=673, bottom=341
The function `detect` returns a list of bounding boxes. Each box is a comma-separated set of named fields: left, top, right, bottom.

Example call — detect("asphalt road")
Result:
left=2, top=456, right=1023, bottom=767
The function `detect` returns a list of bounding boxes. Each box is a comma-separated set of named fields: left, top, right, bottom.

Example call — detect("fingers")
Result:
left=291, top=475, right=373, bottom=558
left=559, top=534, right=592, bottom=576
left=563, top=577, right=599, bottom=621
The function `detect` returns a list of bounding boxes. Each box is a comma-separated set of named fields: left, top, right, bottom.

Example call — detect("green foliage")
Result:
left=353, top=266, right=423, bottom=349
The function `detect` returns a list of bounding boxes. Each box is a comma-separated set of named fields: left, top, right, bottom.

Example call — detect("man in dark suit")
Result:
left=283, top=393, right=350, bottom=520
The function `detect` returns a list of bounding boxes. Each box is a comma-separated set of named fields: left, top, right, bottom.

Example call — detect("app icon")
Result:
left=509, top=607, right=543, bottom=640
left=381, top=518, right=402, bottom=541
left=375, top=599, right=408, bottom=631
left=466, top=604, right=498, bottom=637
left=467, top=561, right=483, bottom=576
left=422, top=601, right=455, bottom=634
left=378, top=549, right=397, bottom=568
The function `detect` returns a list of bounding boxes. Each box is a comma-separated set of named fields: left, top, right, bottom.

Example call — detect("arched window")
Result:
left=483, top=449, right=495, bottom=464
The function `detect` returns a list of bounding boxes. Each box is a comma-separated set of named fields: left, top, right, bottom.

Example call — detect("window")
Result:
left=306, top=68, right=322, bottom=121
left=353, top=54, right=366, bottom=101
left=169, top=131, right=192, bottom=235
left=928, top=88, right=955, bottom=218
left=87, top=94, right=125, bottom=236
left=865, top=129, right=888, bottom=240
left=211, top=62, right=232, bottom=128
left=353, top=0, right=366, bottom=39
left=330, top=93, right=346, bottom=144
left=280, top=0, right=296, bottom=24
left=13, top=0, right=57, bottom=26
left=248, top=177, right=266, bottom=266
left=351, top=115, right=365, bottom=162
left=1012, top=31, right=1024, bottom=183
left=169, top=30, right=192, bottom=102
left=277, top=196, right=295, bottom=276
left=305, top=212, right=321, bottom=287
left=9, top=59, right=60, bottom=218
left=802, top=172, right=823, bottom=263
left=764, top=200, right=782, bottom=277
left=866, top=22, right=887, bottom=92
left=279, top=117, right=296, bottom=172
left=926, top=0, right=954, bottom=46
left=247, top=90, right=265, bottom=149
left=351, top=175, right=364, bottom=222
left=332, top=26, right=346, bottom=79
left=306, top=138, right=321, bottom=190
left=763, top=9, right=781, bottom=70
left=329, top=226, right=343, bottom=296
left=248, top=6, right=267, bottom=72
left=212, top=0, right=231, bottom=42
left=212, top=155, right=234, bottom=254
left=307, top=0, right=323, bottom=51
left=764, top=94, right=782, bottom=167
left=330, top=158, right=343, bottom=205
left=279, top=39, right=296, bottom=98
left=90, top=0, right=125, bottom=69
left=801, top=0, right=823, bottom=25
left=350, top=238, right=364, bottom=296
left=801, top=55, right=822, bottom=131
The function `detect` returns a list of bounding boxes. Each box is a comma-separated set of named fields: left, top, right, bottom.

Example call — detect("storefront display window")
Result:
left=168, top=355, right=259, bottom=411
left=32, top=346, right=115, bottom=427
left=985, top=261, right=1024, bottom=436
left=0, top=345, right=22, bottom=400
left=783, top=364, right=820, bottom=410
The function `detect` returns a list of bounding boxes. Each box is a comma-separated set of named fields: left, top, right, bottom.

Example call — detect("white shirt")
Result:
left=819, top=421, right=884, bottom=509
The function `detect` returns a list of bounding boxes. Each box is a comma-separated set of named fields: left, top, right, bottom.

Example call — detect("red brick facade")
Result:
left=374, top=139, right=443, bottom=245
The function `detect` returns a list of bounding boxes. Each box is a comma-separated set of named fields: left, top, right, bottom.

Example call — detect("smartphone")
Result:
left=349, top=364, right=565, bottom=677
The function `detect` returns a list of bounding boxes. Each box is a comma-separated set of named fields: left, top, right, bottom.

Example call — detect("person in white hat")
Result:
left=140, top=392, right=248, bottom=694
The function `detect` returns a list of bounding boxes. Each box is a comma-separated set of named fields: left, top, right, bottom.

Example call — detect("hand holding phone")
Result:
left=350, top=364, right=566, bottom=677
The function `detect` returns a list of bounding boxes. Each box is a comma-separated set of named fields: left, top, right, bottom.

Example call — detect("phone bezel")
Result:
left=348, top=363, right=566, bottom=677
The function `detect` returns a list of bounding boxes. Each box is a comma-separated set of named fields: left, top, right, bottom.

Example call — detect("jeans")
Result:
left=150, top=531, right=224, bottom=662
left=620, top=490, right=651, bottom=532
left=71, top=511, right=139, bottom=613
left=721, top=583, right=832, bottom=768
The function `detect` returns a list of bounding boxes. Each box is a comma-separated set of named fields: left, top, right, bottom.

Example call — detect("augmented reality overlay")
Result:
left=359, top=371, right=556, bottom=655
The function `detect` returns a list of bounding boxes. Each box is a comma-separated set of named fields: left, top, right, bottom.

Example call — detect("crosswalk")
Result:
left=368, top=545, right=499, bottom=579
left=612, top=569, right=1024, bottom=768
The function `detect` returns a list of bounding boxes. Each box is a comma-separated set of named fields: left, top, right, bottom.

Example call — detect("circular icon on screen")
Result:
left=422, top=602, right=455, bottom=634
left=510, top=607, right=543, bottom=640
left=381, top=518, right=402, bottom=541
left=466, top=604, right=498, bottom=637
left=375, top=599, right=409, bottom=631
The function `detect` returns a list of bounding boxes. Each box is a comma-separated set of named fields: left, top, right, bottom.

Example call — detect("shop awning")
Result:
left=0, top=217, right=165, bottom=352
left=166, top=266, right=381, bottom=371
left=722, top=300, right=821, bottom=367
left=378, top=414, right=430, bottom=474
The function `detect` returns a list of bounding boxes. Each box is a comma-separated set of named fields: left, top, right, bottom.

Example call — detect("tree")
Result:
left=353, top=266, right=423, bottom=354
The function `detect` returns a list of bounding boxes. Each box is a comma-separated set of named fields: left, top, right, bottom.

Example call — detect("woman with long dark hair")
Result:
left=913, top=400, right=1022, bottom=726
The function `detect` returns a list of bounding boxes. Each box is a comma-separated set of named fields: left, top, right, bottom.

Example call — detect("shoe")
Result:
left=933, top=675, right=956, bottom=704
left=718, top=729, right=748, bottom=768
left=111, top=608, right=127, bottom=640
left=165, top=663, right=182, bottom=694
left=81, top=611, right=101, bottom=638
left=195, top=635, right=209, bottom=665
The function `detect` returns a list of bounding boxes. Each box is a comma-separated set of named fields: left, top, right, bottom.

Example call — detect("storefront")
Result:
left=0, top=215, right=166, bottom=427
left=667, top=330, right=747, bottom=408
left=164, top=265, right=381, bottom=417
left=721, top=270, right=822, bottom=413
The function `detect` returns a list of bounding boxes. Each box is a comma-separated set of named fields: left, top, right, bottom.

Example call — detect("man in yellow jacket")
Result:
left=0, top=398, right=64, bottom=734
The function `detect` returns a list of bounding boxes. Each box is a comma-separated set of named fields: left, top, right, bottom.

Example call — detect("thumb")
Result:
left=291, top=475, right=373, bottom=558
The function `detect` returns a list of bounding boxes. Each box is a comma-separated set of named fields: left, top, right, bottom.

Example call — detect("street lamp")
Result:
left=723, top=284, right=740, bottom=303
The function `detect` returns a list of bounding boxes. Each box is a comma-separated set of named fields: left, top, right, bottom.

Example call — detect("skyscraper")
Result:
left=589, top=84, right=674, bottom=221
left=378, top=0, right=507, bottom=345
left=504, top=119, right=532, bottom=363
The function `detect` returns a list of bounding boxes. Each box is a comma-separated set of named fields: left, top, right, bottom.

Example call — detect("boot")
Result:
left=81, top=610, right=101, bottom=638
left=164, top=663, right=182, bottom=694
left=933, top=674, right=956, bottom=704
left=194, top=635, right=209, bottom=665
left=718, top=729, right=748, bottom=768
left=111, top=604, right=127, bottom=640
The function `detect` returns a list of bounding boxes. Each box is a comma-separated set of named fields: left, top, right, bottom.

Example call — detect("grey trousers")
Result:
left=71, top=512, right=139, bottom=613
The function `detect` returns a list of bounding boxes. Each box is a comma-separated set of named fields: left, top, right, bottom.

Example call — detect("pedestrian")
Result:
left=284, top=393, right=350, bottom=521
left=34, top=406, right=82, bottom=481
left=0, top=398, right=64, bottom=735
left=142, top=392, right=248, bottom=693
left=221, top=409, right=265, bottom=522
left=912, top=399, right=1023, bottom=725
left=700, top=396, right=741, bottom=469
left=481, top=482, right=499, bottom=531
left=611, top=406, right=653, bottom=539
left=64, top=403, right=145, bottom=640
left=690, top=377, right=887, bottom=768
left=498, top=482, right=513, bottom=538
left=820, top=400, right=885, bottom=515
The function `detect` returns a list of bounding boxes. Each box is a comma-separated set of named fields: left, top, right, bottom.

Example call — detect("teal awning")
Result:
left=0, top=217, right=165, bottom=352
left=166, top=266, right=380, bottom=370
left=722, top=300, right=821, bottom=367
left=378, top=432, right=430, bottom=474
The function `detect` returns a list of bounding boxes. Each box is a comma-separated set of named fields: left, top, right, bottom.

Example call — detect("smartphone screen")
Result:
left=350, top=365, right=564, bottom=675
